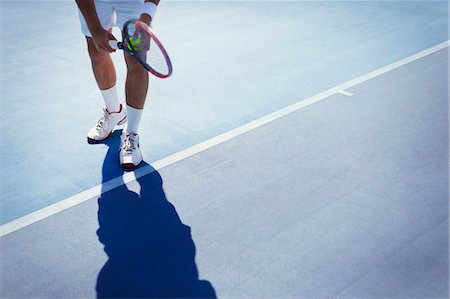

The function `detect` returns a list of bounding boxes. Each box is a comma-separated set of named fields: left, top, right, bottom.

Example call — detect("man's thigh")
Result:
left=78, top=1, right=116, bottom=37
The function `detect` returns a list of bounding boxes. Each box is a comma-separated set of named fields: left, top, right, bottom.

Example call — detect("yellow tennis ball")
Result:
left=127, top=36, right=142, bottom=51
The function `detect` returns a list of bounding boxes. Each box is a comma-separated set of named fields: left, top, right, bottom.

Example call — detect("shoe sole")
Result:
left=86, top=115, right=127, bottom=143
left=87, top=131, right=111, bottom=144
left=121, top=160, right=142, bottom=170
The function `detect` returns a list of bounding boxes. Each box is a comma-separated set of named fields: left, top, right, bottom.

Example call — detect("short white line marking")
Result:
left=1, top=40, right=448, bottom=238
left=338, top=90, right=354, bottom=96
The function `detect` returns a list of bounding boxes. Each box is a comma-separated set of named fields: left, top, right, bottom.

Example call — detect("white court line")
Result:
left=338, top=90, right=354, bottom=96
left=1, top=40, right=448, bottom=238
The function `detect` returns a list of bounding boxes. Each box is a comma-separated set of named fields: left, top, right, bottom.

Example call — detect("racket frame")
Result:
left=111, top=19, right=172, bottom=79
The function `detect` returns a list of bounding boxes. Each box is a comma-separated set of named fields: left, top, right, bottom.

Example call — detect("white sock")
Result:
left=101, top=85, right=120, bottom=113
left=126, top=105, right=143, bottom=134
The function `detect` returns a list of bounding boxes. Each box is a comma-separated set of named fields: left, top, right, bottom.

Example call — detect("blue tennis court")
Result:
left=1, top=0, right=449, bottom=298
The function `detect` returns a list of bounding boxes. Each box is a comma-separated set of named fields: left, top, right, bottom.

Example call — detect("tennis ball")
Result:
left=127, top=36, right=142, bottom=51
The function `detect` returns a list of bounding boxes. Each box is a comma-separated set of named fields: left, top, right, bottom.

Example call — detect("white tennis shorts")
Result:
left=78, top=0, right=144, bottom=37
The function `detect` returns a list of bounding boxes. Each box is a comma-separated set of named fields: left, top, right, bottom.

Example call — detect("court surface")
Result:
left=1, top=0, right=449, bottom=298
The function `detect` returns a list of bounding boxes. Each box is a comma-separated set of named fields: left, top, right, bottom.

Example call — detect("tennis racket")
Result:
left=108, top=19, right=173, bottom=79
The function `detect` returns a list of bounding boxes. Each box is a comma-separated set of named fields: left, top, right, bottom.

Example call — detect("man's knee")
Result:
left=124, top=54, right=144, bottom=70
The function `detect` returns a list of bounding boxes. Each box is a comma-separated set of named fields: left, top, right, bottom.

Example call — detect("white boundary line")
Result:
left=1, top=41, right=448, bottom=238
left=338, top=90, right=354, bottom=97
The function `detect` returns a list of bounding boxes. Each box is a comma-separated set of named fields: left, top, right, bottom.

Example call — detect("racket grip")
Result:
left=108, top=40, right=119, bottom=50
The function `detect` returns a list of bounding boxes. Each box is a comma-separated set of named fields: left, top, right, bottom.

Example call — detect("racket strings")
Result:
left=146, top=41, right=170, bottom=74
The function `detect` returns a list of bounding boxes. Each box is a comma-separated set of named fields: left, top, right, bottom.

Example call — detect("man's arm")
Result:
left=139, top=0, right=160, bottom=25
left=75, top=0, right=116, bottom=52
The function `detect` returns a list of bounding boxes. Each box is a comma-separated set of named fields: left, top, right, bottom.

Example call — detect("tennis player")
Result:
left=76, top=0, right=159, bottom=169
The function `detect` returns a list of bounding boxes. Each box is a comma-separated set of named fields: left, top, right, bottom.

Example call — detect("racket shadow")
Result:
left=95, top=133, right=216, bottom=298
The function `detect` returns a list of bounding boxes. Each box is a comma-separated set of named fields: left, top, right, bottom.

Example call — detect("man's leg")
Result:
left=124, top=52, right=149, bottom=131
left=86, top=36, right=127, bottom=142
left=86, top=36, right=120, bottom=112
left=119, top=53, right=149, bottom=169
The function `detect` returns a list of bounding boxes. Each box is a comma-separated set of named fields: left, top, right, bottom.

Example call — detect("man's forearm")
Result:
left=140, top=0, right=160, bottom=25
left=75, top=0, right=103, bottom=34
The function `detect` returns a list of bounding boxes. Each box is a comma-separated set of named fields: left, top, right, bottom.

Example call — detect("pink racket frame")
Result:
left=132, top=20, right=173, bottom=79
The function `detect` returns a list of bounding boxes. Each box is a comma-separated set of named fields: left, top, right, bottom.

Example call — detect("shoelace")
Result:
left=122, top=134, right=137, bottom=154
left=95, top=110, right=110, bottom=132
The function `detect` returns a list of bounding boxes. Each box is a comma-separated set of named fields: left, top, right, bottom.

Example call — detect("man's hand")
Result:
left=75, top=0, right=116, bottom=52
left=91, top=28, right=117, bottom=53
left=128, top=21, right=151, bottom=62
left=139, top=13, right=152, bottom=26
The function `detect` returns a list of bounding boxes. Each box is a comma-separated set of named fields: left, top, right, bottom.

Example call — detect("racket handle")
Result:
left=108, top=40, right=119, bottom=50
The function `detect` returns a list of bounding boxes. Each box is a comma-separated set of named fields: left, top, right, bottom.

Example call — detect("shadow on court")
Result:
left=95, top=133, right=216, bottom=298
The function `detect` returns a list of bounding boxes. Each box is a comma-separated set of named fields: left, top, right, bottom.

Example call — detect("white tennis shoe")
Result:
left=120, top=131, right=143, bottom=169
left=87, top=104, right=127, bottom=142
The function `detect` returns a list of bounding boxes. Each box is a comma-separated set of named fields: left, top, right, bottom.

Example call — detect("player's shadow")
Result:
left=95, top=132, right=216, bottom=298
